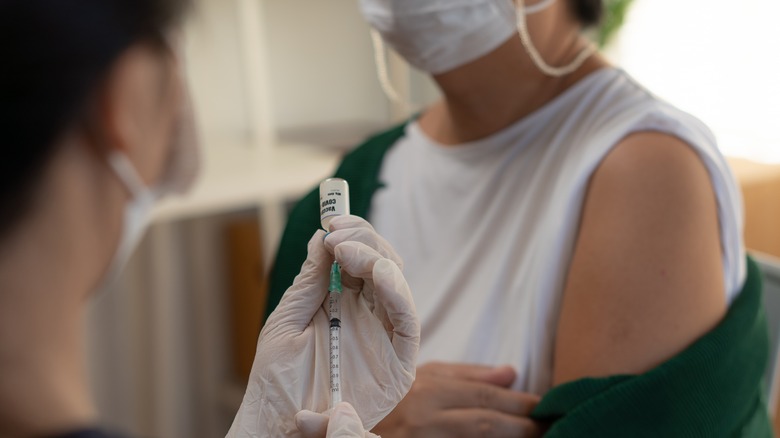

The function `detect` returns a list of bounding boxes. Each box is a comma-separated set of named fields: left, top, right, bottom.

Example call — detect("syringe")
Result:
left=327, top=261, right=343, bottom=406
left=319, top=178, right=350, bottom=409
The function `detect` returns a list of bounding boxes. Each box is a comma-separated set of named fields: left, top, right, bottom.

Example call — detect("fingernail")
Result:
left=335, top=244, right=357, bottom=266
left=374, top=258, right=394, bottom=275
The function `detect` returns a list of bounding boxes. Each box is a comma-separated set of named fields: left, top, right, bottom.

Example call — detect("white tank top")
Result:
left=369, top=68, right=746, bottom=395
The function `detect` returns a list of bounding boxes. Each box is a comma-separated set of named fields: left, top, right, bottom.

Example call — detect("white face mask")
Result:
left=98, top=82, right=200, bottom=290
left=363, top=0, right=594, bottom=77
left=361, top=0, right=518, bottom=75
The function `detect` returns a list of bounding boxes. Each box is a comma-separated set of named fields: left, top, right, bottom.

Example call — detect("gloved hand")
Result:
left=227, top=216, right=420, bottom=437
left=295, top=402, right=380, bottom=438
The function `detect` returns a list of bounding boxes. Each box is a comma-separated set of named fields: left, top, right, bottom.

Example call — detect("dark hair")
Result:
left=0, top=0, right=190, bottom=237
left=569, top=0, right=604, bottom=27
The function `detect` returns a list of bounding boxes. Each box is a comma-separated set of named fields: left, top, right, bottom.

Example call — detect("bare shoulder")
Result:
left=552, top=131, right=728, bottom=386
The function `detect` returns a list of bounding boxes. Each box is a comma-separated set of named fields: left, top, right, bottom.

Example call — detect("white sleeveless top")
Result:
left=369, top=68, right=746, bottom=395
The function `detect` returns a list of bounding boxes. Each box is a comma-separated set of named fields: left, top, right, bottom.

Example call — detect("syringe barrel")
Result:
left=329, top=290, right=343, bottom=407
left=329, top=324, right=342, bottom=406
left=328, top=290, right=341, bottom=322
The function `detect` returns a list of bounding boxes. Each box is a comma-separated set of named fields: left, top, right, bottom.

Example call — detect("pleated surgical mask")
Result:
left=361, top=0, right=518, bottom=75
left=364, top=0, right=595, bottom=79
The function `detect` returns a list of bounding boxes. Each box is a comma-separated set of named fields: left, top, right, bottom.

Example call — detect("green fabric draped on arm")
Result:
left=532, top=256, right=772, bottom=437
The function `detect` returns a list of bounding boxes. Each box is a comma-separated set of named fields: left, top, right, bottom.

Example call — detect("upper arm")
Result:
left=552, top=132, right=728, bottom=386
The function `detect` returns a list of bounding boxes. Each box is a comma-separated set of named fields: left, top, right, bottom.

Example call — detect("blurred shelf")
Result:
left=277, top=120, right=389, bottom=154
left=152, top=138, right=342, bottom=222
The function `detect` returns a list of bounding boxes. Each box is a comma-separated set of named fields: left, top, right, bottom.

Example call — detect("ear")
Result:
left=88, top=42, right=179, bottom=186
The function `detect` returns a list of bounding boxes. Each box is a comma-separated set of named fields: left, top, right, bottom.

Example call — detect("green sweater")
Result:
left=533, top=255, right=771, bottom=437
left=268, top=123, right=772, bottom=436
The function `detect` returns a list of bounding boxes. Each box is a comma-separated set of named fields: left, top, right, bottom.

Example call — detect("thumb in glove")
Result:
left=295, top=403, right=380, bottom=438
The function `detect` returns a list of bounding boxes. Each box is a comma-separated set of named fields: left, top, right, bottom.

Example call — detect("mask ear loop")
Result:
left=370, top=29, right=414, bottom=116
left=108, top=152, right=147, bottom=199
left=516, top=0, right=597, bottom=77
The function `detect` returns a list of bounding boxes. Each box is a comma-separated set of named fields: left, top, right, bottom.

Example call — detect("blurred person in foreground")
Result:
left=0, top=0, right=419, bottom=436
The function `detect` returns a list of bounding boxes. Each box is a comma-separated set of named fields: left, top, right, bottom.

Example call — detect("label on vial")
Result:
left=319, top=178, right=350, bottom=230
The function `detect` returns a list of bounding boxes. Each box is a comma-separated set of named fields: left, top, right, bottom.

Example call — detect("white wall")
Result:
left=184, top=0, right=253, bottom=139
left=264, top=0, right=391, bottom=131
left=607, top=0, right=780, bottom=163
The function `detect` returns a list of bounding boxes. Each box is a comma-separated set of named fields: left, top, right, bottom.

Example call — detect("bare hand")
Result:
left=372, top=362, right=543, bottom=437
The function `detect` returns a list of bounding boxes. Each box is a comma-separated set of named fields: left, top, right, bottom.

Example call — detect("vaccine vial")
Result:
left=319, top=178, right=350, bottom=231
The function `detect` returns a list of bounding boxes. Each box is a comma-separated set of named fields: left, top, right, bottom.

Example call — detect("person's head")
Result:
left=361, top=0, right=604, bottom=76
left=0, top=0, right=197, bottom=285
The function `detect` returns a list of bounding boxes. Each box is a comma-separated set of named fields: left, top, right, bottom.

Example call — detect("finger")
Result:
left=264, top=230, right=331, bottom=332
left=333, top=241, right=386, bottom=280
left=428, top=379, right=539, bottom=416
left=372, top=258, right=420, bottom=373
left=325, top=220, right=403, bottom=269
left=434, top=409, right=544, bottom=438
left=327, top=402, right=367, bottom=438
left=418, top=363, right=518, bottom=388
left=295, top=410, right=330, bottom=438
left=327, top=215, right=374, bottom=232
left=325, top=227, right=403, bottom=269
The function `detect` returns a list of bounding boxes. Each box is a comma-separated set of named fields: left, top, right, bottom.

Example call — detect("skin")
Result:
left=0, top=42, right=182, bottom=436
left=417, top=0, right=603, bottom=145
left=374, top=363, right=542, bottom=437
left=375, top=0, right=726, bottom=436
left=553, top=133, right=725, bottom=384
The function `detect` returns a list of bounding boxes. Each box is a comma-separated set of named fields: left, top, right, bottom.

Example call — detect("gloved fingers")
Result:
left=295, top=410, right=330, bottom=438
left=333, top=241, right=386, bottom=282
left=264, top=230, right=331, bottom=333
left=327, top=402, right=370, bottom=438
left=335, top=242, right=419, bottom=371
left=295, top=404, right=374, bottom=438
left=327, top=214, right=374, bottom=232
left=325, top=216, right=403, bottom=270
left=372, top=258, right=420, bottom=373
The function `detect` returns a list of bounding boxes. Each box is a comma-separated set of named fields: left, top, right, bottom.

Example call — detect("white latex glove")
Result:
left=227, top=217, right=420, bottom=437
left=295, top=402, right=380, bottom=438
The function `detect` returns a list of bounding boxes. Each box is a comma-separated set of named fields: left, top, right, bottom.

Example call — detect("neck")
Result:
left=0, top=136, right=122, bottom=435
left=0, top=294, right=95, bottom=435
left=419, top=32, right=607, bottom=145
